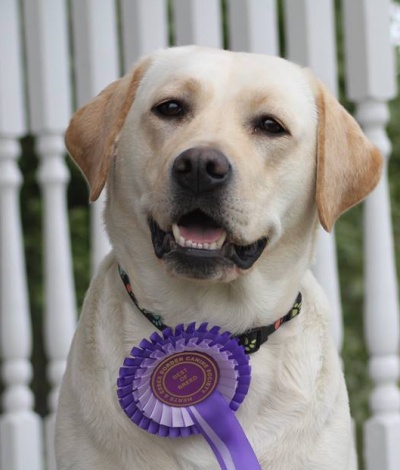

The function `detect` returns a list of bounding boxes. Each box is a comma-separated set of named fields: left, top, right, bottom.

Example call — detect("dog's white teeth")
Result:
left=215, top=232, right=227, bottom=249
left=172, top=224, right=181, bottom=243
left=171, top=223, right=226, bottom=250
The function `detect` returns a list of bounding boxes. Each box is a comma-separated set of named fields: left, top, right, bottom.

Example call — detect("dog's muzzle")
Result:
left=149, top=147, right=268, bottom=278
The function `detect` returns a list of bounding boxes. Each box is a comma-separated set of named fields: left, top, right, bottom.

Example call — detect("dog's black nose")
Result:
left=172, top=147, right=231, bottom=194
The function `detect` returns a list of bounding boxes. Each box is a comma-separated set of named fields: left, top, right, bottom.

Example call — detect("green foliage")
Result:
left=19, top=136, right=47, bottom=416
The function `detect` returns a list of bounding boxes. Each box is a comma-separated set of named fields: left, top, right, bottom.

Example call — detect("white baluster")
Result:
left=284, top=0, right=343, bottom=351
left=71, top=0, right=118, bottom=274
left=22, top=0, right=77, bottom=468
left=173, top=0, right=223, bottom=47
left=359, top=100, right=400, bottom=470
left=227, top=0, right=279, bottom=55
left=120, top=0, right=168, bottom=70
left=284, top=0, right=338, bottom=91
left=89, top=194, right=110, bottom=276
left=313, top=231, right=343, bottom=350
left=36, top=134, right=77, bottom=411
left=0, top=138, right=43, bottom=470
left=342, top=1, right=400, bottom=469
left=0, top=2, right=43, bottom=469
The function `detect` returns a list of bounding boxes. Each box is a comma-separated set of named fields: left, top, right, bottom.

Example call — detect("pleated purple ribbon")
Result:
left=117, top=322, right=261, bottom=469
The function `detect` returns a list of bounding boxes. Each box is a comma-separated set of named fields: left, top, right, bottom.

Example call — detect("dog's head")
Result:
left=66, top=46, right=382, bottom=282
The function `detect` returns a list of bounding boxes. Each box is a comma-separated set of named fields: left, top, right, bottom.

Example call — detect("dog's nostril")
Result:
left=205, top=158, right=230, bottom=179
left=174, top=156, right=192, bottom=174
left=172, top=147, right=231, bottom=194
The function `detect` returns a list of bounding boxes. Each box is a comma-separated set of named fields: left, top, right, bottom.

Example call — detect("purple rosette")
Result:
left=117, top=322, right=261, bottom=470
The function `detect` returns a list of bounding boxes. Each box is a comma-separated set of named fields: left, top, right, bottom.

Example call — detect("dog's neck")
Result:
left=118, top=263, right=302, bottom=351
left=110, top=217, right=318, bottom=336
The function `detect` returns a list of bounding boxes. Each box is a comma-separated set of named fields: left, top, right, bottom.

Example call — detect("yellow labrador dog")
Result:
left=56, top=46, right=381, bottom=469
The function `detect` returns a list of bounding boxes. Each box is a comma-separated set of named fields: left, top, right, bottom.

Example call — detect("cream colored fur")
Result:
left=56, top=46, right=382, bottom=469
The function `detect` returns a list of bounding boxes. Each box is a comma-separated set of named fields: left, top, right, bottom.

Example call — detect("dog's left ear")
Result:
left=315, top=80, right=382, bottom=232
left=65, top=58, right=151, bottom=202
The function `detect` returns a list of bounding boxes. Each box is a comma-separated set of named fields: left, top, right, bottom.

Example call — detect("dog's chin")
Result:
left=149, top=210, right=268, bottom=281
left=162, top=248, right=239, bottom=281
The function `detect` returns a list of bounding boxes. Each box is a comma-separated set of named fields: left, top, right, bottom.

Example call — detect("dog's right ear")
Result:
left=65, top=58, right=151, bottom=202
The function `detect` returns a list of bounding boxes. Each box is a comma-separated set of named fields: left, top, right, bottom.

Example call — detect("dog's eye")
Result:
left=154, top=100, right=185, bottom=118
left=257, top=117, right=286, bottom=135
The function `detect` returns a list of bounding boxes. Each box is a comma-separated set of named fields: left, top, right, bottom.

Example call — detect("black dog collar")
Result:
left=118, top=265, right=302, bottom=354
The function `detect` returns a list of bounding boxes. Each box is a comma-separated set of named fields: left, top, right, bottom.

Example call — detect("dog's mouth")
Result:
left=149, top=209, right=267, bottom=271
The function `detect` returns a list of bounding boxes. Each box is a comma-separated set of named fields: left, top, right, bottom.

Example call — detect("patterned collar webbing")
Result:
left=118, top=265, right=302, bottom=354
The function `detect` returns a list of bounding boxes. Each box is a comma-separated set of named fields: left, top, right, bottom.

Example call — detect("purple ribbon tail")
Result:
left=189, top=391, right=261, bottom=470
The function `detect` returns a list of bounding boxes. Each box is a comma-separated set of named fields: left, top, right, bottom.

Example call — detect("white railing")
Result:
left=342, top=1, right=400, bottom=466
left=0, top=1, right=43, bottom=469
left=0, top=1, right=398, bottom=469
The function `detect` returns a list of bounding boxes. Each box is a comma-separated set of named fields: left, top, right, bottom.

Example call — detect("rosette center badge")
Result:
left=152, top=352, right=219, bottom=407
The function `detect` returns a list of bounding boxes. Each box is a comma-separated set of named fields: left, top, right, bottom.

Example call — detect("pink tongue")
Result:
left=178, top=225, right=224, bottom=244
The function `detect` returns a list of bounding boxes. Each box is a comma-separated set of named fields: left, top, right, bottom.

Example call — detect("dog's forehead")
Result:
left=138, top=47, right=315, bottom=109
